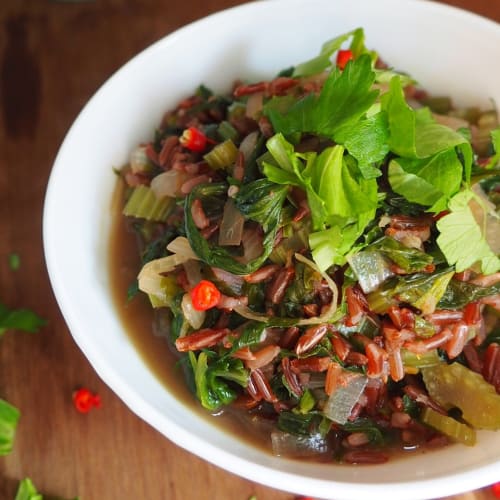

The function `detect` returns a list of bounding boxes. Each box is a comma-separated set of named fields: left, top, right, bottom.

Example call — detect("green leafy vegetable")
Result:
left=334, top=112, right=389, bottom=178
left=278, top=410, right=318, bottom=436
left=388, top=149, right=463, bottom=212
left=382, top=77, right=472, bottom=211
left=438, top=278, right=500, bottom=309
left=292, top=28, right=368, bottom=77
left=262, top=133, right=378, bottom=270
left=342, top=418, right=385, bottom=445
left=0, top=302, right=46, bottom=337
left=436, top=189, right=500, bottom=274
left=265, top=55, right=378, bottom=140
left=375, top=236, right=434, bottom=272
left=367, top=268, right=454, bottom=314
left=482, top=127, right=500, bottom=169
left=0, top=398, right=20, bottom=456
left=188, top=351, right=248, bottom=411
left=184, top=181, right=288, bottom=274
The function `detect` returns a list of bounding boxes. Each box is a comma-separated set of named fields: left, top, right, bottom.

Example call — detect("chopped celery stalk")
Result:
left=401, top=348, right=442, bottom=369
left=148, top=275, right=180, bottom=308
left=421, top=407, right=476, bottom=446
left=217, top=120, right=239, bottom=142
left=422, top=362, right=500, bottom=430
left=204, top=139, right=239, bottom=170
left=123, top=185, right=173, bottom=221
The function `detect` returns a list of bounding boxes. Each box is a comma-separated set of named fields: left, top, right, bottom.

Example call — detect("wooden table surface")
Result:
left=0, top=0, right=499, bottom=499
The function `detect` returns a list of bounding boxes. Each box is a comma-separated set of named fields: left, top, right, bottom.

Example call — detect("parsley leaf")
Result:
left=292, top=27, right=368, bottom=77
left=265, top=54, right=379, bottom=139
left=436, top=189, right=500, bottom=274
left=0, top=302, right=47, bottom=337
left=0, top=398, right=20, bottom=456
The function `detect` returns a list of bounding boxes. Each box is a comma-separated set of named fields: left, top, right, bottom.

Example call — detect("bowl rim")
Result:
left=43, top=1, right=500, bottom=498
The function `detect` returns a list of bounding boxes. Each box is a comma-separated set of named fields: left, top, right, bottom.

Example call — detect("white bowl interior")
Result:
left=43, top=1, right=500, bottom=499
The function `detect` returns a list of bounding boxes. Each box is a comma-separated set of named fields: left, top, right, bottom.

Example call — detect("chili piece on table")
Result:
left=73, top=387, right=101, bottom=413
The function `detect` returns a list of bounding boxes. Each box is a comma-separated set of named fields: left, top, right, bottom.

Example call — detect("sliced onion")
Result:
left=130, top=145, right=151, bottom=174
left=218, top=198, right=245, bottom=246
left=271, top=430, right=330, bottom=458
left=138, top=237, right=199, bottom=296
left=138, top=252, right=191, bottom=296
left=236, top=227, right=264, bottom=264
left=211, top=267, right=245, bottom=293
left=150, top=169, right=189, bottom=198
left=183, top=260, right=203, bottom=287
left=245, top=92, right=264, bottom=119
left=323, top=373, right=368, bottom=425
left=181, top=293, right=205, bottom=329
left=238, top=130, right=259, bottom=161
left=166, top=236, right=199, bottom=259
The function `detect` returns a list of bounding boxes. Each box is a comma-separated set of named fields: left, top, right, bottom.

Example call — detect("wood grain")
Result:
left=0, top=1, right=498, bottom=499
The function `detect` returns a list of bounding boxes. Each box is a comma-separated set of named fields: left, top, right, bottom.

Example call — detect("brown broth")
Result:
left=108, top=180, right=273, bottom=453
left=107, top=181, right=453, bottom=464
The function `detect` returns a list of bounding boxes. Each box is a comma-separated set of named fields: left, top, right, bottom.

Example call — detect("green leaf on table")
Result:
left=8, top=253, right=21, bottom=271
left=436, top=189, right=500, bottom=274
left=0, top=302, right=46, bottom=337
left=0, top=398, right=20, bottom=456
left=14, top=477, right=79, bottom=500
left=15, top=478, right=42, bottom=500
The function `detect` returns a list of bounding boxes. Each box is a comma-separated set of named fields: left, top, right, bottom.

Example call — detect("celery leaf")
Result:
left=265, top=54, right=378, bottom=139
left=436, top=189, right=500, bottom=274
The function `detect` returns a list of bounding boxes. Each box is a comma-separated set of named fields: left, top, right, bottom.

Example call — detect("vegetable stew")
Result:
left=111, top=29, right=500, bottom=464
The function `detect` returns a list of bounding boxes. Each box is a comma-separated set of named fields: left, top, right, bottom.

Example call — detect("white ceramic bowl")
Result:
left=43, top=1, right=500, bottom=499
